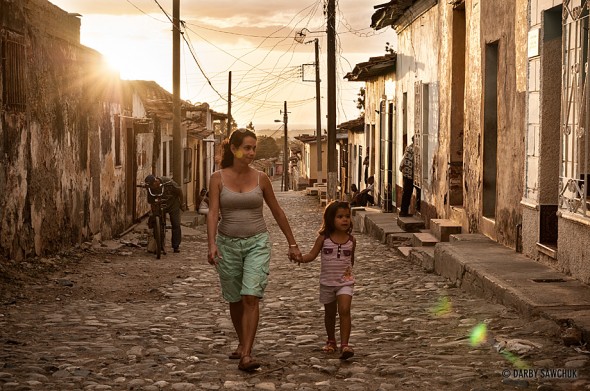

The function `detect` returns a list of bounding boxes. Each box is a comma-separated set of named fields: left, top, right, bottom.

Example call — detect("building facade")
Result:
left=1, top=0, right=128, bottom=259
left=345, top=54, right=396, bottom=211
left=523, top=0, right=590, bottom=283
left=372, top=0, right=528, bottom=245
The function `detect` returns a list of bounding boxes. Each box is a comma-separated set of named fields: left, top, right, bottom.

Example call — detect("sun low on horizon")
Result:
left=47, top=0, right=390, bottom=128
left=79, top=14, right=173, bottom=84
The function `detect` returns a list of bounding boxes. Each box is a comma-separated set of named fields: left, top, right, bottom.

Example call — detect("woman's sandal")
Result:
left=339, top=344, right=354, bottom=360
left=322, top=340, right=337, bottom=353
left=238, top=355, right=260, bottom=372
left=228, top=351, right=241, bottom=360
left=228, top=344, right=243, bottom=359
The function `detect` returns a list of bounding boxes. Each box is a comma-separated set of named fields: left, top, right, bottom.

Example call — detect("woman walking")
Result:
left=206, top=128, right=303, bottom=372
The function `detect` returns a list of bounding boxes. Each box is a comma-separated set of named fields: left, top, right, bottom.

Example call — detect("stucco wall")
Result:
left=395, top=5, right=440, bottom=206
left=1, top=0, right=128, bottom=260
left=521, top=204, right=540, bottom=259
left=434, top=0, right=526, bottom=248
left=558, top=216, right=590, bottom=283
left=365, top=74, right=396, bottom=205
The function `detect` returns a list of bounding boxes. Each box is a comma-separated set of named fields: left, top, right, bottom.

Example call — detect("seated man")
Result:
left=198, top=188, right=209, bottom=216
left=351, top=176, right=375, bottom=206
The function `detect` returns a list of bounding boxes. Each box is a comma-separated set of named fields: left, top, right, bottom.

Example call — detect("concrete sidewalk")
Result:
left=353, top=207, right=590, bottom=343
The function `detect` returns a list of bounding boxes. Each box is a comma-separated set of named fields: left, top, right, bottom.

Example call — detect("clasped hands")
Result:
left=288, top=246, right=303, bottom=263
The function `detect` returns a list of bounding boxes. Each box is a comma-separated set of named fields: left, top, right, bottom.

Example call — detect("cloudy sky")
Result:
left=49, top=0, right=395, bottom=130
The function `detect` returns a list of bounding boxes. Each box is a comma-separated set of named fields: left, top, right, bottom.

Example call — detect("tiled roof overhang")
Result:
left=344, top=53, right=396, bottom=82
left=371, top=0, right=437, bottom=32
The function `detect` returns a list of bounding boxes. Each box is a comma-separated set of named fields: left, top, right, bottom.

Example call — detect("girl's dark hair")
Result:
left=319, top=200, right=353, bottom=235
left=220, top=128, right=257, bottom=168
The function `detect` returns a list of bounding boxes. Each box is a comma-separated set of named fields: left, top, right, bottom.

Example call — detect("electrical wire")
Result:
left=141, top=0, right=381, bottom=126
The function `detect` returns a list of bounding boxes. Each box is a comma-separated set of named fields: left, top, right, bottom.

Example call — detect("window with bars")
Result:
left=560, top=5, right=590, bottom=218
left=1, top=33, right=26, bottom=110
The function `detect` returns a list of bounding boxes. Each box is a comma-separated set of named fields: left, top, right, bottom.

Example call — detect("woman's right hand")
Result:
left=208, top=244, right=221, bottom=266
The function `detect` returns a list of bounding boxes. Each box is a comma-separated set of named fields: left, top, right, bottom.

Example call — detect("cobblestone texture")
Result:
left=0, top=190, right=588, bottom=390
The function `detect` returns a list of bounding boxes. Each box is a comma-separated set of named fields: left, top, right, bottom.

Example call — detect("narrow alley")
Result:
left=0, top=189, right=586, bottom=391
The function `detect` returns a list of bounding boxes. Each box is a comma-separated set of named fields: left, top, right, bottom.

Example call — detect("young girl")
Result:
left=299, top=200, right=356, bottom=360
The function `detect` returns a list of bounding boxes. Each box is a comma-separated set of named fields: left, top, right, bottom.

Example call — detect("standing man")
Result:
left=145, top=175, right=183, bottom=253
left=398, top=136, right=419, bottom=217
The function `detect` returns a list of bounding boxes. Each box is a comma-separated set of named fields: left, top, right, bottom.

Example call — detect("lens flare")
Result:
left=431, top=296, right=452, bottom=316
left=469, top=323, right=488, bottom=346
left=501, top=350, right=530, bottom=369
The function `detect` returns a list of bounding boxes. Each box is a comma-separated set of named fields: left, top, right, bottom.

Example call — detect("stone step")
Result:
left=430, top=218, right=462, bottom=242
left=305, top=187, right=319, bottom=196
left=386, top=232, right=414, bottom=247
left=397, top=215, right=425, bottom=232
left=412, top=232, right=439, bottom=247
left=408, top=246, right=436, bottom=272
left=397, top=246, right=412, bottom=257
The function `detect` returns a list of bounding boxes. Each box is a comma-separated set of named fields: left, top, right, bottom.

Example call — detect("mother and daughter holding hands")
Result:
left=206, top=128, right=357, bottom=372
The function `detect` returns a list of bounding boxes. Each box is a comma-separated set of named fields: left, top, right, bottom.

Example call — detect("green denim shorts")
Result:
left=216, top=232, right=271, bottom=303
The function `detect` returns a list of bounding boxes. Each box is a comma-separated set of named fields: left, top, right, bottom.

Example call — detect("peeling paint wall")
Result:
left=395, top=4, right=440, bottom=213
left=433, top=0, right=527, bottom=249
left=1, top=0, right=130, bottom=260
left=365, top=74, right=396, bottom=206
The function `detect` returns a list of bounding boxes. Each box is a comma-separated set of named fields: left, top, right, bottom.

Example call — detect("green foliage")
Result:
left=256, top=136, right=280, bottom=160
left=385, top=42, right=395, bottom=55
left=356, top=87, right=365, bottom=115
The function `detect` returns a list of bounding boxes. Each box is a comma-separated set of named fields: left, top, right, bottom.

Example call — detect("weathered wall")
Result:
left=365, top=74, right=396, bottom=205
left=395, top=4, right=440, bottom=210
left=439, top=0, right=526, bottom=248
left=558, top=217, right=590, bottom=283
left=521, top=204, right=540, bottom=260
left=431, top=2, right=453, bottom=221
left=525, top=0, right=590, bottom=284
left=1, top=0, right=128, bottom=260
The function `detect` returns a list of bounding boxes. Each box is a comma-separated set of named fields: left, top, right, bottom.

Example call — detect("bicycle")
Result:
left=137, top=182, right=168, bottom=259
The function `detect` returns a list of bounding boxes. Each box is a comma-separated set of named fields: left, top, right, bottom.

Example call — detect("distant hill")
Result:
left=254, top=125, right=318, bottom=139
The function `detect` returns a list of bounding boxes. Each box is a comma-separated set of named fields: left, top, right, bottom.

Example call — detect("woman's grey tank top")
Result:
left=217, top=170, right=267, bottom=238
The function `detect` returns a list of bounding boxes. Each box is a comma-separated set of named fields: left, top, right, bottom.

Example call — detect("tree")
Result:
left=246, top=121, right=255, bottom=131
left=255, top=136, right=280, bottom=160
left=356, top=87, right=365, bottom=116
left=385, top=41, right=395, bottom=55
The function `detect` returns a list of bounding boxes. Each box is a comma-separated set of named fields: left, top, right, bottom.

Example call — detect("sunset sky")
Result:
left=49, top=0, right=395, bottom=130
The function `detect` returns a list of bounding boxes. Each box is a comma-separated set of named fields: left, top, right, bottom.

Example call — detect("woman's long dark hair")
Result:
left=319, top=201, right=353, bottom=236
left=220, top=128, right=257, bottom=168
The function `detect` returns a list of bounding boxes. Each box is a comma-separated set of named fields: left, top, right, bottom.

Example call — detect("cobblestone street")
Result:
left=1, top=189, right=588, bottom=390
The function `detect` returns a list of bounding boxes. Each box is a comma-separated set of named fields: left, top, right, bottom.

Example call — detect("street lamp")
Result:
left=274, top=101, right=289, bottom=191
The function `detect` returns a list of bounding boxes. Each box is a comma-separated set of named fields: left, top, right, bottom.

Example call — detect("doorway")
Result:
left=538, top=5, right=562, bottom=249
left=125, top=122, right=136, bottom=222
left=483, top=42, right=499, bottom=219
left=449, top=4, right=466, bottom=207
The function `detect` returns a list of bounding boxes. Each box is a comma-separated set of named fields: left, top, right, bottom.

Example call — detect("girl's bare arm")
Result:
left=301, top=235, right=324, bottom=263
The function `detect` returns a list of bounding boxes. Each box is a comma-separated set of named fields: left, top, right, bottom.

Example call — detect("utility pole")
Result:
left=314, top=38, right=322, bottom=185
left=172, top=0, right=182, bottom=185
left=283, top=101, right=289, bottom=191
left=326, top=0, right=337, bottom=200
left=227, top=71, right=232, bottom=137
